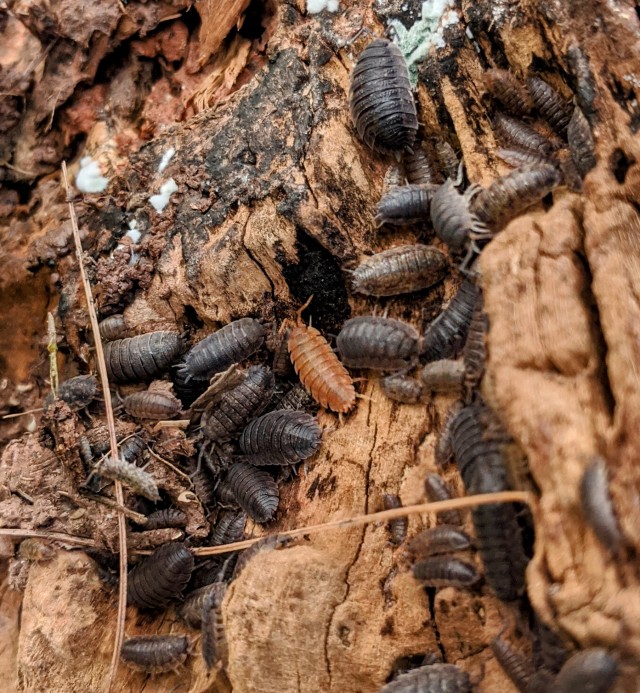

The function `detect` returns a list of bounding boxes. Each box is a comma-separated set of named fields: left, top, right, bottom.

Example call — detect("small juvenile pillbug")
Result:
left=178, top=581, right=226, bottom=629
left=337, top=316, right=421, bottom=371
left=472, top=163, right=561, bottom=231
left=98, top=314, right=128, bottom=342
left=580, top=456, right=622, bottom=551
left=490, top=636, right=533, bottom=692
left=202, top=584, right=228, bottom=670
left=412, top=556, right=480, bottom=588
left=270, top=383, right=316, bottom=412
left=121, top=635, right=189, bottom=674
left=552, top=649, right=618, bottom=693
left=527, top=76, right=573, bottom=138
left=424, top=473, right=462, bottom=525
left=233, top=535, right=292, bottom=578
left=179, top=318, right=265, bottom=382
left=374, top=185, right=437, bottom=227
left=383, top=494, right=408, bottom=545
left=462, top=291, right=487, bottom=399
left=483, top=68, right=532, bottom=118
left=380, top=373, right=424, bottom=404
left=210, top=509, right=247, bottom=546
left=189, top=461, right=217, bottom=507
left=434, top=140, right=459, bottom=180
left=566, top=43, right=596, bottom=122
left=379, top=663, right=471, bottom=693
left=104, top=331, right=182, bottom=383
left=223, top=461, right=279, bottom=523
left=493, top=112, right=554, bottom=156
left=287, top=308, right=356, bottom=414
left=420, top=360, right=465, bottom=393
left=434, top=401, right=464, bottom=468
left=95, top=456, right=160, bottom=501
left=127, top=542, right=194, bottom=610
left=271, top=326, right=293, bottom=378
left=123, top=390, right=182, bottom=420
left=567, top=107, right=596, bottom=178
left=239, top=410, right=322, bottom=464
left=143, top=508, right=188, bottom=531
left=202, top=365, right=275, bottom=441
left=404, top=144, right=438, bottom=185
left=497, top=147, right=554, bottom=170
left=349, top=38, right=418, bottom=153
left=45, top=374, right=99, bottom=411
left=422, top=280, right=480, bottom=362
left=430, top=179, right=487, bottom=251
left=407, top=525, right=472, bottom=557
left=119, top=434, right=147, bottom=464
left=351, top=244, right=448, bottom=297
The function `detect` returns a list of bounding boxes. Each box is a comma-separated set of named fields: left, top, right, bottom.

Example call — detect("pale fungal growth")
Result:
left=307, top=0, right=339, bottom=13
left=75, top=156, right=109, bottom=193
left=157, top=147, right=176, bottom=173
left=149, top=178, right=179, bottom=213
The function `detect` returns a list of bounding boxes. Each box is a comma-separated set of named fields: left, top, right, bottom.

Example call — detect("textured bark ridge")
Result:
left=0, top=0, right=639, bottom=691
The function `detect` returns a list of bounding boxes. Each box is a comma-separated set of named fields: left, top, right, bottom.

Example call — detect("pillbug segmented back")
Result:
left=382, top=493, right=408, bottom=545
left=380, top=373, right=424, bottom=404
left=430, top=179, right=487, bottom=251
left=121, top=635, right=189, bottom=674
left=223, top=461, right=279, bottom=523
left=379, top=663, right=471, bottom=693
left=412, top=555, right=480, bottom=588
left=104, top=331, right=182, bottom=383
left=123, top=390, right=182, bottom=420
left=375, top=184, right=436, bottom=227
left=527, top=76, right=573, bottom=138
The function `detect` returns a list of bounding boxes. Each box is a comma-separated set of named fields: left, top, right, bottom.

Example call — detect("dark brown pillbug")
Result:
left=412, top=556, right=480, bottom=588
left=178, top=581, right=226, bottom=628
left=351, top=244, right=448, bottom=297
left=567, top=107, right=596, bottom=178
left=127, top=542, right=194, bottom=610
left=239, top=410, right=322, bottom=465
left=493, top=112, right=554, bottom=156
left=104, top=331, right=182, bottom=383
left=552, top=649, right=618, bottom=693
left=189, top=461, right=217, bottom=507
left=179, top=318, right=265, bottom=382
left=424, top=474, right=462, bottom=525
left=380, top=374, right=424, bottom=404
left=98, top=314, right=128, bottom=342
left=119, top=434, right=146, bottom=464
left=497, top=147, right=555, bottom=170
left=407, top=525, right=472, bottom=558
left=95, top=456, right=160, bottom=501
left=337, top=316, right=420, bottom=371
left=430, top=180, right=487, bottom=251
left=422, top=280, right=480, bottom=362
left=349, top=38, right=418, bottom=153
left=490, top=636, right=533, bottom=693
left=123, top=390, right=182, bottom=420
left=534, top=620, right=569, bottom=675
left=462, top=290, right=487, bottom=398
left=483, top=68, right=532, bottom=118
left=527, top=77, right=573, bottom=138
left=374, top=184, right=437, bottom=227
left=223, top=461, right=279, bottom=523
left=434, top=401, right=464, bottom=468
left=379, top=663, right=471, bottom=693
left=472, top=163, right=561, bottom=231
left=383, top=494, right=408, bottom=545
left=566, top=43, right=596, bottom=122
left=580, top=456, right=622, bottom=552
left=120, top=635, right=189, bottom=674
left=404, top=144, right=438, bottom=185
left=143, top=508, right=188, bottom=531
left=202, top=584, right=228, bottom=670
left=270, top=326, right=293, bottom=378
left=210, top=509, right=247, bottom=546
left=420, top=360, right=464, bottom=393
left=270, top=383, right=316, bottom=412
left=199, top=441, right=232, bottom=477
left=434, top=140, right=459, bottom=180
left=45, top=374, right=99, bottom=411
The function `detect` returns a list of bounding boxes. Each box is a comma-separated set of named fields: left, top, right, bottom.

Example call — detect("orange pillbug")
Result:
left=287, top=299, right=356, bottom=414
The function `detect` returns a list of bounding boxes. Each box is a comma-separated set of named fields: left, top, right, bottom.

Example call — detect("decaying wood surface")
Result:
left=0, top=0, right=639, bottom=691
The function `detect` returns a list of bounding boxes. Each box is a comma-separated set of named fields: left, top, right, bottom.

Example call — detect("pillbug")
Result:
left=374, top=184, right=436, bottom=227
left=566, top=43, right=596, bottom=122
left=179, top=318, right=265, bottom=382
left=450, top=403, right=528, bottom=601
left=430, top=179, right=487, bottom=251
left=380, top=373, right=424, bottom=404
left=337, top=316, right=421, bottom=371
left=127, top=542, right=194, bottom=610
left=412, top=556, right=480, bottom=588
left=178, top=581, right=226, bottom=629
left=490, top=636, right=533, bottom=692
left=18, top=538, right=56, bottom=561
left=223, top=462, right=279, bottom=523
left=211, top=509, right=247, bottom=546
left=420, top=360, right=464, bottom=393
left=271, top=326, right=293, bottom=378
left=407, top=525, right=472, bottom=557
left=434, top=140, right=459, bottom=180
left=104, top=331, right=182, bottom=383
left=202, top=365, right=275, bottom=441
left=422, top=280, right=480, bottom=362
left=233, top=535, right=293, bottom=578
left=493, top=112, right=554, bottom=156
left=349, top=38, right=418, bottom=153
left=483, top=68, right=532, bottom=118
left=552, top=649, right=618, bottom=693
left=434, top=401, right=464, bottom=468
left=287, top=311, right=356, bottom=414
left=497, top=147, right=555, bottom=169
left=123, top=390, right=182, bottom=420
left=535, top=620, right=569, bottom=674
left=95, top=456, right=160, bottom=501
left=44, top=374, right=99, bottom=411
left=189, top=462, right=217, bottom=507
left=527, top=77, right=573, bottom=138
left=424, top=474, right=462, bottom=525
left=202, top=584, right=228, bottom=670
left=119, top=434, right=147, bottom=464
left=404, top=144, right=438, bottom=185
left=351, top=244, right=448, bottom=297
left=472, top=163, right=561, bottom=231
left=270, top=383, right=316, bottom=412
left=143, top=509, right=188, bottom=531
left=580, top=456, right=622, bottom=552
left=199, top=442, right=233, bottom=477
left=239, top=410, right=322, bottom=464
left=98, top=314, right=128, bottom=342
left=379, top=663, right=471, bottom=693
left=462, top=291, right=487, bottom=398
left=121, top=635, right=189, bottom=674
left=567, top=107, right=596, bottom=178
left=383, top=494, right=408, bottom=545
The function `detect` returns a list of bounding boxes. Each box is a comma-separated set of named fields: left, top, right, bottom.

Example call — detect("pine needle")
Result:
left=61, top=162, right=127, bottom=692
left=0, top=528, right=97, bottom=547
left=47, top=312, right=59, bottom=397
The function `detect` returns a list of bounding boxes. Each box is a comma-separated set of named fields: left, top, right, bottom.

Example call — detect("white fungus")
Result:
left=307, top=0, right=340, bottom=14
left=149, top=178, right=178, bottom=213
left=75, top=156, right=109, bottom=193
left=158, top=147, right=176, bottom=173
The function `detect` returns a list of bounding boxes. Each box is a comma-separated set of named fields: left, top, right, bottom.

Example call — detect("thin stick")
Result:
left=0, top=528, right=97, bottom=548
left=47, top=312, right=59, bottom=397
left=82, top=492, right=148, bottom=524
left=146, top=446, right=193, bottom=485
left=2, top=408, right=45, bottom=420
left=192, top=490, right=534, bottom=556
left=62, top=162, right=127, bottom=692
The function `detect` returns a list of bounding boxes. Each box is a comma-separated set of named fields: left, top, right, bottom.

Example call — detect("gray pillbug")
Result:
left=566, top=43, right=596, bottom=122
left=580, top=456, right=622, bottom=552
left=270, top=383, right=316, bottom=412
left=45, top=374, right=99, bottom=411
left=567, top=107, right=596, bottom=178
left=127, top=542, right=194, bottom=610
left=202, top=584, right=228, bottom=670
left=383, top=494, right=408, bottom=545
left=422, top=280, right=480, bottom=362
left=493, top=112, right=555, bottom=156
left=434, top=140, right=460, bottom=180
left=374, top=185, right=437, bottom=227
left=337, top=316, right=421, bottom=371
left=483, top=69, right=532, bottom=117
left=223, top=462, right=279, bottom=523
left=497, top=147, right=555, bottom=169
left=179, top=318, right=265, bottom=382
left=178, top=581, right=226, bottom=629
left=202, top=365, right=275, bottom=442
left=412, top=556, right=480, bottom=588
left=434, top=401, right=464, bottom=468
left=462, top=291, right=487, bottom=398
left=351, top=245, right=448, bottom=297
left=143, top=509, right=188, bottom=531
left=380, top=374, right=425, bottom=404
left=379, top=663, right=471, bottom=693
left=552, top=649, right=618, bottom=693
left=98, top=314, right=128, bottom=342
left=420, top=360, right=465, bottom=393
left=211, top=509, right=247, bottom=546
left=472, top=163, right=562, bottom=231
left=95, top=456, right=160, bottom=501
left=404, top=144, right=438, bottom=185
left=123, top=390, right=182, bottom=420
left=430, top=179, right=487, bottom=251
left=104, top=331, right=182, bottom=383
left=349, top=38, right=418, bottom=153
left=407, top=525, right=472, bottom=557
left=239, top=410, right=322, bottom=465
left=119, top=434, right=147, bottom=464
left=424, top=474, right=462, bottom=525
left=527, top=77, right=573, bottom=138
left=120, top=635, right=189, bottom=674
left=490, top=636, right=533, bottom=692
